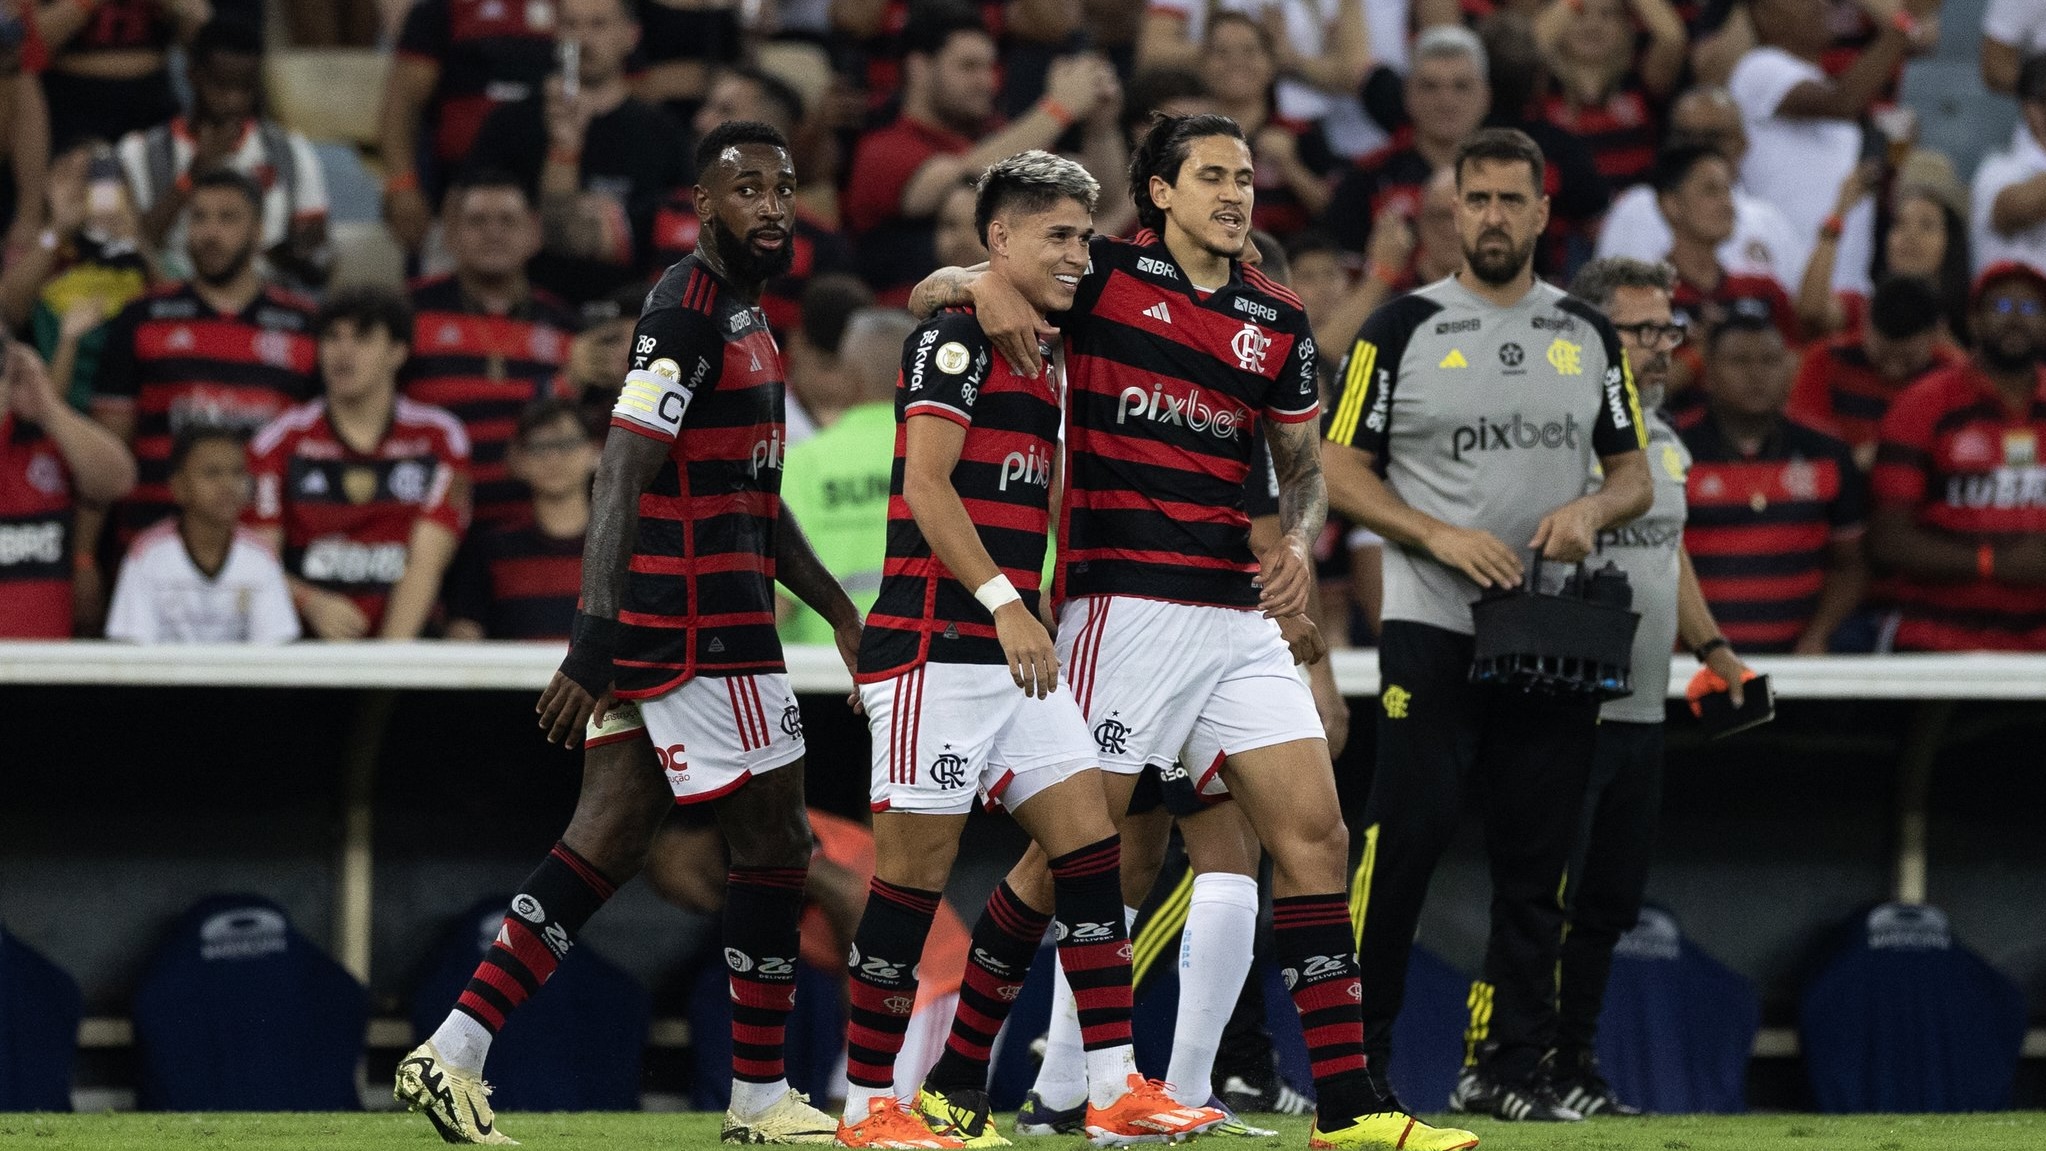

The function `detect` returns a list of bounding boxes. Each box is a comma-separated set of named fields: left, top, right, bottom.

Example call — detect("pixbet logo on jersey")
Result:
left=998, top=443, right=1051, bottom=491
left=1449, top=412, right=1582, bottom=461
left=750, top=429, right=785, bottom=476
left=1118, top=381, right=1248, bottom=440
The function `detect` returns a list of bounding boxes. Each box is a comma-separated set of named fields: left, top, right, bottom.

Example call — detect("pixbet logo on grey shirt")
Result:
left=1325, top=276, right=1646, bottom=635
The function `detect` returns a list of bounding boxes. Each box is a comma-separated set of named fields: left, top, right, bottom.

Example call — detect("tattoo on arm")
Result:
left=581, top=431, right=671, bottom=619
left=776, top=507, right=856, bottom=627
left=908, top=264, right=988, bottom=319
left=1267, top=418, right=1329, bottom=553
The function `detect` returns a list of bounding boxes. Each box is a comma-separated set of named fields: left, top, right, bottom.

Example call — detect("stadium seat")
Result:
left=410, top=900, right=649, bottom=1111
left=131, top=895, right=365, bottom=1110
left=1593, top=907, right=1759, bottom=1114
left=263, top=50, right=389, bottom=148
left=1800, top=903, right=2025, bottom=1113
left=685, top=955, right=842, bottom=1111
left=0, top=925, right=83, bottom=1111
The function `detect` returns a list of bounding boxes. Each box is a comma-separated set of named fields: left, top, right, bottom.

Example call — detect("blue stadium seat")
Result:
left=1800, top=903, right=2025, bottom=1113
left=131, top=895, right=365, bottom=1110
left=685, top=953, right=842, bottom=1111
left=410, top=900, right=649, bottom=1111
left=1383, top=946, right=1471, bottom=1113
left=1594, top=907, right=1758, bottom=1114
left=0, top=925, right=82, bottom=1111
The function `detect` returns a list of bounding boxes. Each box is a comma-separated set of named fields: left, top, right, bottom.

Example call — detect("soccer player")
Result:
left=912, top=114, right=1479, bottom=1151
left=1320, top=128, right=1652, bottom=1122
left=395, top=121, right=860, bottom=1146
left=247, top=287, right=470, bottom=641
left=1492, top=257, right=1749, bottom=1116
left=834, top=151, right=1225, bottom=1150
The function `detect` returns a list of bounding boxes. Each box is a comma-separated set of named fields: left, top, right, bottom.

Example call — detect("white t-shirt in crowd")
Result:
left=1151, top=0, right=1408, bottom=158
left=1728, top=46, right=1866, bottom=263
left=106, top=520, right=302, bottom=644
left=1972, top=124, right=2046, bottom=275
left=1594, top=183, right=1875, bottom=297
left=1984, top=0, right=2046, bottom=53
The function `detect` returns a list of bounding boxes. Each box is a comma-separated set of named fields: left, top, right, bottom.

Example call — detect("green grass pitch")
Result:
left=4, top=1112, right=2046, bottom=1150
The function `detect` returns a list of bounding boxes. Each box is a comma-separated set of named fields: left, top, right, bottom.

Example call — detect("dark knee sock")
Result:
left=457, top=842, right=617, bottom=1033
left=1048, top=837, right=1134, bottom=1052
left=924, top=880, right=1053, bottom=1093
left=1272, top=894, right=1373, bottom=1125
left=725, top=865, right=808, bottom=1084
left=845, top=880, right=941, bottom=1093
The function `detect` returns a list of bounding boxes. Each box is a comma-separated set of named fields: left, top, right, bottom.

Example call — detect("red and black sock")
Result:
left=1273, top=893, right=1374, bottom=1124
left=1048, top=837, right=1134, bottom=1052
left=844, top=879, right=941, bottom=1092
left=725, top=865, right=808, bottom=1084
left=924, top=880, right=1053, bottom=1093
left=456, top=842, right=617, bottom=1033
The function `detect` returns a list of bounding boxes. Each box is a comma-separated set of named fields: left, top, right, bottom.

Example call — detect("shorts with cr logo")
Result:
left=858, top=662, right=1098, bottom=816
left=1058, top=595, right=1323, bottom=779
left=586, top=673, right=806, bottom=803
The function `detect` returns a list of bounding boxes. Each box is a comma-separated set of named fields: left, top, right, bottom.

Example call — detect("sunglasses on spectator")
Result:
left=1988, top=297, right=2045, bottom=317
left=1611, top=321, right=1687, bottom=348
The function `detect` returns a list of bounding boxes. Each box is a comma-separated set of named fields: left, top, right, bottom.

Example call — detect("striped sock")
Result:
left=844, top=879, right=940, bottom=1120
left=924, top=881, right=1053, bottom=1093
left=1273, top=893, right=1372, bottom=1125
left=1049, top=837, right=1142, bottom=1109
left=443, top=842, right=617, bottom=1071
left=726, top=865, right=808, bottom=1098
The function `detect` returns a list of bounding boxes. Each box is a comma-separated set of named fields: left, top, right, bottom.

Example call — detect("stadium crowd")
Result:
left=0, top=0, right=2043, bottom=654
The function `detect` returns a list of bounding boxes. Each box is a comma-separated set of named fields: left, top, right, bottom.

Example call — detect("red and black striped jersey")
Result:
left=444, top=519, right=582, bottom=640
left=395, top=0, right=558, bottom=171
left=1787, top=333, right=1962, bottom=457
left=403, top=275, right=579, bottom=526
left=247, top=397, right=471, bottom=631
left=1325, top=135, right=1432, bottom=255
left=1053, top=231, right=1319, bottom=610
left=1538, top=75, right=1663, bottom=192
left=606, top=255, right=787, bottom=695
left=856, top=311, right=1058, bottom=681
left=1680, top=415, right=1865, bottom=652
left=0, top=414, right=74, bottom=638
left=1873, top=364, right=2046, bottom=650
left=93, top=282, right=318, bottom=542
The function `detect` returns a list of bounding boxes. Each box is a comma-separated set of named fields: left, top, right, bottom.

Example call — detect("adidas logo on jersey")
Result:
left=1439, top=349, right=1468, bottom=368
left=1143, top=301, right=1173, bottom=324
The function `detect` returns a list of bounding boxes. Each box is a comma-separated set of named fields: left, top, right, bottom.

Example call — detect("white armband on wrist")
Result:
left=974, top=573, right=1021, bottom=614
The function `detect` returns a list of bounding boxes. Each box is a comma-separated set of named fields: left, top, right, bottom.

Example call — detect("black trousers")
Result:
left=1554, top=719, right=1664, bottom=1057
left=1356, top=620, right=1598, bottom=1083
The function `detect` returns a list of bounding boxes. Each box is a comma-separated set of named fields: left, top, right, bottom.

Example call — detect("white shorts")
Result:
left=1059, top=595, right=1324, bottom=777
left=858, top=662, right=1097, bottom=816
left=586, top=674, right=806, bottom=803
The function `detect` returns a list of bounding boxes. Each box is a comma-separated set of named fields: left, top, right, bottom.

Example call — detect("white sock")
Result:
left=428, top=1011, right=492, bottom=1076
left=1166, top=873, right=1259, bottom=1107
left=1087, top=1044, right=1142, bottom=1109
left=843, top=1083, right=894, bottom=1124
left=730, top=1077, right=791, bottom=1118
left=1031, top=905, right=1138, bottom=1111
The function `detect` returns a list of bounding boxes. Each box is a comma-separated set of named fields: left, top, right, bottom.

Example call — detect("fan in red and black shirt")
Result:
left=405, top=174, right=580, bottom=528
left=1870, top=263, right=2046, bottom=651
left=0, top=343, right=135, bottom=637
left=445, top=400, right=591, bottom=640
left=91, top=171, right=318, bottom=547
left=1536, top=0, right=1689, bottom=193
left=1788, top=274, right=1962, bottom=471
left=1681, top=311, right=1868, bottom=653
left=248, top=287, right=470, bottom=641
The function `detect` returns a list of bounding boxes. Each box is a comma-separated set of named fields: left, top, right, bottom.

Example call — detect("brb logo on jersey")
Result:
left=1449, top=413, right=1583, bottom=461
left=1233, top=323, right=1272, bottom=372
left=998, top=443, right=1051, bottom=491
left=1119, top=381, right=1248, bottom=440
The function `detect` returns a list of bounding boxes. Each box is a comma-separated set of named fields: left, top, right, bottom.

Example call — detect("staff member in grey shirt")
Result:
left=1322, top=128, right=1653, bottom=1121
left=1476, top=256, right=1752, bottom=1119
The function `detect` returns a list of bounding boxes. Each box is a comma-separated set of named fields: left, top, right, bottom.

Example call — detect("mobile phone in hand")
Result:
left=1695, top=673, right=1775, bottom=739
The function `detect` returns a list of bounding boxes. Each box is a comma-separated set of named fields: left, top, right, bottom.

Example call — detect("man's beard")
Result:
left=193, top=241, right=256, bottom=287
left=1464, top=231, right=1533, bottom=286
left=1980, top=336, right=2040, bottom=373
left=711, top=216, right=793, bottom=287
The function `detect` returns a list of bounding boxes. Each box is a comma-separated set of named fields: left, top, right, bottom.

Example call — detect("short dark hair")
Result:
left=2020, top=52, right=2046, bottom=105
left=903, top=9, right=989, bottom=58
left=1650, top=141, right=1728, bottom=197
left=973, top=150, right=1100, bottom=244
left=1127, top=113, right=1246, bottom=236
left=719, top=64, right=806, bottom=129
left=516, top=398, right=588, bottom=441
left=316, top=285, right=414, bottom=345
left=582, top=282, right=650, bottom=327
left=1452, top=127, right=1546, bottom=194
left=190, top=18, right=262, bottom=67
left=168, top=426, right=246, bottom=475
left=694, top=120, right=791, bottom=176
left=800, top=273, right=876, bottom=354
left=1570, top=257, right=1676, bottom=310
left=1123, top=68, right=1210, bottom=142
left=446, top=167, right=533, bottom=212
left=190, top=167, right=264, bottom=213
left=1869, top=275, right=1943, bottom=341
left=1705, top=298, right=1781, bottom=351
